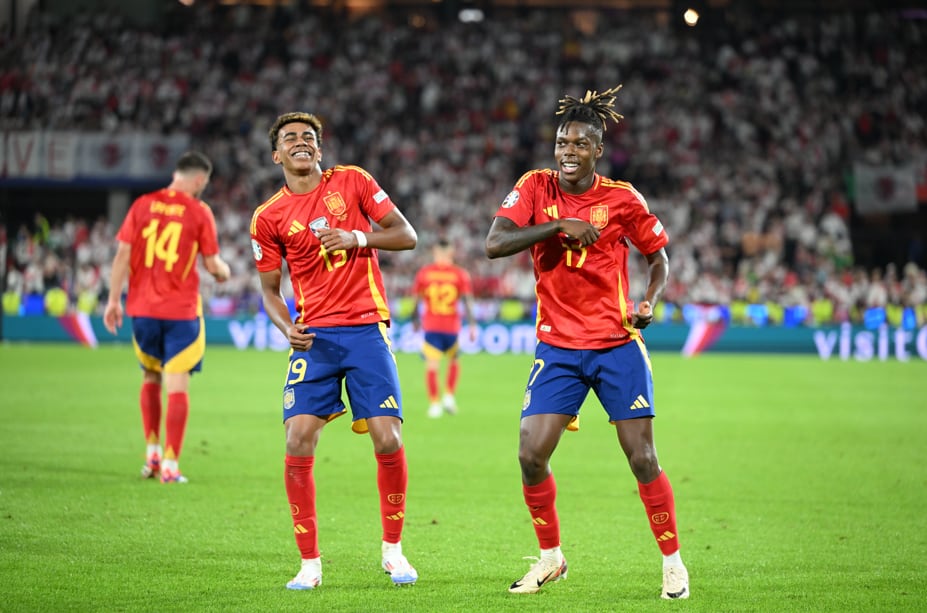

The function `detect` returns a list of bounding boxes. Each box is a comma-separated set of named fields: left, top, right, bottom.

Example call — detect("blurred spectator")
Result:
left=0, top=3, right=924, bottom=324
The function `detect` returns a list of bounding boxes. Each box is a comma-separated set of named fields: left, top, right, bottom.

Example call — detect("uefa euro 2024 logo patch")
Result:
left=251, top=238, right=263, bottom=261
left=502, top=190, right=520, bottom=208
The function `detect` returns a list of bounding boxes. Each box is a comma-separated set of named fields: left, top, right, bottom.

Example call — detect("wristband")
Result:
left=352, top=229, right=367, bottom=248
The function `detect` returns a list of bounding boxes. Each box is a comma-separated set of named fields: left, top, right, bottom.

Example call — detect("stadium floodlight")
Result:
left=684, top=8, right=699, bottom=26
left=459, top=9, right=484, bottom=23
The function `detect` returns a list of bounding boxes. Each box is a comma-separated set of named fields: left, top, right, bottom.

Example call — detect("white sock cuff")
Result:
left=382, top=541, right=402, bottom=555
left=540, top=546, right=562, bottom=560
left=662, top=551, right=683, bottom=568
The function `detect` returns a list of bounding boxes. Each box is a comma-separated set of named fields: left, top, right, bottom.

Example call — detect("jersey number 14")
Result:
left=141, top=219, right=182, bottom=271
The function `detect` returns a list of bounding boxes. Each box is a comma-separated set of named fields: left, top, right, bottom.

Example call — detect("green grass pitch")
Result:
left=1, top=343, right=925, bottom=612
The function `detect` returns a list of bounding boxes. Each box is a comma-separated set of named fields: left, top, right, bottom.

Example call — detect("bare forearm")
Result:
left=644, top=278, right=666, bottom=307
left=355, top=208, right=417, bottom=252
left=204, top=254, right=231, bottom=281
left=464, top=297, right=477, bottom=326
left=486, top=220, right=560, bottom=259
left=262, top=291, right=295, bottom=335
left=360, top=224, right=417, bottom=252
left=107, top=267, right=127, bottom=304
left=643, top=251, right=669, bottom=306
left=107, top=247, right=130, bottom=304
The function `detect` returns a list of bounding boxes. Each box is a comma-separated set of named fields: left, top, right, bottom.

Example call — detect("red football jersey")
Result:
left=494, top=170, right=669, bottom=349
left=250, top=165, right=396, bottom=327
left=412, top=263, right=473, bottom=334
left=115, top=188, right=220, bottom=320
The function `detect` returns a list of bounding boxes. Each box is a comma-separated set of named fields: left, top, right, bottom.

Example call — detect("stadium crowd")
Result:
left=1, top=2, right=926, bottom=327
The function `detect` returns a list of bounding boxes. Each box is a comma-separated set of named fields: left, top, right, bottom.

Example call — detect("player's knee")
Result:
left=284, top=422, right=319, bottom=456
left=517, top=448, right=548, bottom=480
left=367, top=419, right=403, bottom=454
left=372, top=436, right=402, bottom=455
left=285, top=434, right=314, bottom=457
left=628, top=449, right=660, bottom=483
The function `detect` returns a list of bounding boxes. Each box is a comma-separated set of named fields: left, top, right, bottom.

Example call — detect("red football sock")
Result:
left=638, top=471, right=680, bottom=555
left=524, top=474, right=561, bottom=549
left=426, top=369, right=440, bottom=403
left=376, top=447, right=407, bottom=544
left=285, top=455, right=319, bottom=559
left=446, top=360, right=460, bottom=394
left=163, top=392, right=188, bottom=461
left=140, top=382, right=162, bottom=445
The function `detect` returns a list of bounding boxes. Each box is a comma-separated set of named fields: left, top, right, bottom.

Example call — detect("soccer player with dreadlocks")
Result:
left=486, top=85, right=689, bottom=599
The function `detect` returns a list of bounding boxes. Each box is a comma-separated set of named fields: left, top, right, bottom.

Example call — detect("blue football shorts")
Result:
left=282, top=322, right=403, bottom=426
left=422, top=330, right=459, bottom=360
left=521, top=339, right=656, bottom=423
left=132, top=316, right=205, bottom=374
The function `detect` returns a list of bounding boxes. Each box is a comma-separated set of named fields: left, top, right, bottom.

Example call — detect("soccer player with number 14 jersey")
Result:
left=485, top=85, right=689, bottom=600
left=104, top=151, right=231, bottom=485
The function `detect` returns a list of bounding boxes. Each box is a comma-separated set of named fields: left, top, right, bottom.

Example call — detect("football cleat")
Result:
left=287, top=559, right=322, bottom=590
left=159, top=467, right=188, bottom=484
left=441, top=393, right=458, bottom=416
left=508, top=555, right=568, bottom=594
left=661, top=564, right=690, bottom=599
left=140, top=453, right=161, bottom=479
left=427, top=403, right=443, bottom=419
left=382, top=554, right=418, bottom=585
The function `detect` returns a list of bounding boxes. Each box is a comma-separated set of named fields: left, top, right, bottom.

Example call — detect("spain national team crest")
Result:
left=590, top=204, right=609, bottom=229
left=284, top=387, right=295, bottom=410
left=323, top=192, right=348, bottom=220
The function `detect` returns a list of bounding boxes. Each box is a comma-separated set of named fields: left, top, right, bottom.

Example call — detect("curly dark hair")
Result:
left=268, top=112, right=323, bottom=151
left=556, top=85, right=625, bottom=138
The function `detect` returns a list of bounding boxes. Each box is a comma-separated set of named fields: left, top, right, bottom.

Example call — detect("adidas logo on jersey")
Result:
left=630, top=395, right=650, bottom=410
left=288, top=220, right=306, bottom=236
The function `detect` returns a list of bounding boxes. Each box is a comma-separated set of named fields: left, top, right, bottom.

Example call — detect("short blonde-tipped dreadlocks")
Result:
left=556, top=84, right=624, bottom=133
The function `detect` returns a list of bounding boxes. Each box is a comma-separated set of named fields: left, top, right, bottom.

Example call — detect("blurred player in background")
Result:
left=104, top=151, right=231, bottom=484
left=411, top=238, right=477, bottom=418
left=250, top=112, right=418, bottom=590
left=485, top=86, right=689, bottom=599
